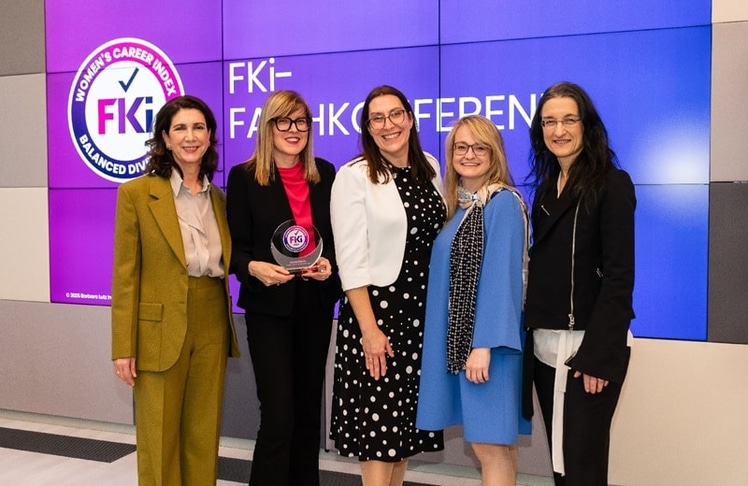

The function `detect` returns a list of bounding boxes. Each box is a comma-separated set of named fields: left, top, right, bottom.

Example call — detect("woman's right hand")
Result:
left=113, top=357, right=137, bottom=387
left=248, top=261, right=294, bottom=287
left=361, top=328, right=394, bottom=380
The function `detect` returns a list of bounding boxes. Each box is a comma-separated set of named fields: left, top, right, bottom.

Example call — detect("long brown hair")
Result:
left=358, top=85, right=436, bottom=184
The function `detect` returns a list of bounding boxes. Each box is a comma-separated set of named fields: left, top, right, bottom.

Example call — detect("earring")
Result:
left=166, top=145, right=171, bottom=150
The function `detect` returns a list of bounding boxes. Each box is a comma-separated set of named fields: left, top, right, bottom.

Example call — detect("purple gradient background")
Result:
left=45, top=1, right=223, bottom=73
left=221, top=0, right=439, bottom=59
left=49, top=62, right=225, bottom=189
left=49, top=188, right=117, bottom=305
left=220, top=47, right=441, bottom=183
left=44, top=0, right=712, bottom=339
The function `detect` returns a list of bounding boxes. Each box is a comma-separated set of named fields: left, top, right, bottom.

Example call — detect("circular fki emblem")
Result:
left=282, top=225, right=310, bottom=253
left=67, top=38, right=184, bottom=183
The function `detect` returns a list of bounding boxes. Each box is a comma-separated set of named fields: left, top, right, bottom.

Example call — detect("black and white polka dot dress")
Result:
left=330, top=165, right=446, bottom=461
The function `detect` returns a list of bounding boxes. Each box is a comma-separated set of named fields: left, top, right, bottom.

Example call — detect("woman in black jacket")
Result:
left=226, top=90, right=341, bottom=486
left=525, top=81, right=636, bottom=486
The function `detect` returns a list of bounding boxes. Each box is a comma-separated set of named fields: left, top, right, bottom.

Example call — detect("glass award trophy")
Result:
left=270, top=219, right=323, bottom=273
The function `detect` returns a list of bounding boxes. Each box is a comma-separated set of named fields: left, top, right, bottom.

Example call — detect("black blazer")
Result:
left=226, top=158, right=341, bottom=316
left=525, top=168, right=636, bottom=385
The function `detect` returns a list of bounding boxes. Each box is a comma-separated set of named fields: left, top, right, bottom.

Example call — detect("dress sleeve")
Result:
left=471, top=190, right=526, bottom=352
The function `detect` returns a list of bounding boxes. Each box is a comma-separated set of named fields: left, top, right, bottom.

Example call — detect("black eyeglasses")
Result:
left=367, top=109, right=407, bottom=130
left=273, top=117, right=311, bottom=132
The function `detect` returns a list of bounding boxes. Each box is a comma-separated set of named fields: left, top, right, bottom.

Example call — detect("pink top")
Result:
left=277, top=162, right=315, bottom=256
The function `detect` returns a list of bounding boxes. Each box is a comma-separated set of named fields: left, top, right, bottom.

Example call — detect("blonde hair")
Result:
left=444, top=115, right=515, bottom=219
left=244, top=90, right=320, bottom=186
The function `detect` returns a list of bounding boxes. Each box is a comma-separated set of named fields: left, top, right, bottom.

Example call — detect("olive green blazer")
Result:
left=111, top=174, right=240, bottom=371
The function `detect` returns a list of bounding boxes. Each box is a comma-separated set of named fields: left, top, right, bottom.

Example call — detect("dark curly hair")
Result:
left=144, top=95, right=219, bottom=181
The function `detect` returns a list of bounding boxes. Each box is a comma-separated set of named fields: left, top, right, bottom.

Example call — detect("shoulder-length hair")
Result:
left=528, top=81, right=618, bottom=207
left=359, top=85, right=436, bottom=184
left=244, top=90, right=319, bottom=186
left=444, top=115, right=515, bottom=219
left=144, top=95, right=219, bottom=181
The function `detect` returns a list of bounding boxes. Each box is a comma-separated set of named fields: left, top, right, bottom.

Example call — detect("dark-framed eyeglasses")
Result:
left=367, top=108, right=407, bottom=130
left=540, top=117, right=581, bottom=129
left=453, top=143, right=490, bottom=157
left=273, top=116, right=311, bottom=132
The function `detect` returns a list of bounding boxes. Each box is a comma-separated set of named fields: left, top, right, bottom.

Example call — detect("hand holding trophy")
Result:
left=270, top=219, right=324, bottom=274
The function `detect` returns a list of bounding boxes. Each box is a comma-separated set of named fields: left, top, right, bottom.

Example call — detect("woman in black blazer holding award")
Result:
left=524, top=82, right=636, bottom=486
left=226, top=90, right=341, bottom=486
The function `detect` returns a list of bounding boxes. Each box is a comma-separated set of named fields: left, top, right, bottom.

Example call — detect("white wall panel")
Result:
left=713, top=0, right=748, bottom=23
left=711, top=21, right=748, bottom=181
left=0, top=301, right=133, bottom=424
left=610, top=338, right=748, bottom=485
left=0, top=74, right=48, bottom=187
left=0, top=188, right=49, bottom=302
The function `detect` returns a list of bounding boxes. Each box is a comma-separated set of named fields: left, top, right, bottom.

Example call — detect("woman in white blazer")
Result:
left=329, top=85, right=446, bottom=486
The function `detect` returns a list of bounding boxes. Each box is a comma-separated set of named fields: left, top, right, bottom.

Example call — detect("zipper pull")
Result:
left=541, top=205, right=550, bottom=216
left=596, top=267, right=604, bottom=278
left=568, top=313, right=575, bottom=330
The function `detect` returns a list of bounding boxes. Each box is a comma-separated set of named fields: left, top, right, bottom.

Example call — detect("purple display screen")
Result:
left=45, top=1, right=711, bottom=341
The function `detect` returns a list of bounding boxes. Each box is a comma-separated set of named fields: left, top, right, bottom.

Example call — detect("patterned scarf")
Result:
left=446, top=184, right=498, bottom=374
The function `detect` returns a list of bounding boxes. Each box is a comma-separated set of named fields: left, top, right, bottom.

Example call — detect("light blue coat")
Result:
left=416, top=189, right=531, bottom=444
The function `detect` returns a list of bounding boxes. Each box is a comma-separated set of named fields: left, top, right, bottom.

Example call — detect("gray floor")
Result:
left=0, top=410, right=553, bottom=486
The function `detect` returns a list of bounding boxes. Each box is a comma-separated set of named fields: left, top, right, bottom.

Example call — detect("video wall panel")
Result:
left=440, top=0, right=711, bottom=45
left=44, top=0, right=713, bottom=340
left=633, top=184, right=709, bottom=340
left=221, top=0, right=439, bottom=59
left=49, top=188, right=117, bottom=305
left=48, top=61, right=224, bottom=190
left=439, top=27, right=711, bottom=185
left=45, top=0, right=223, bottom=73
left=221, top=47, right=441, bottom=178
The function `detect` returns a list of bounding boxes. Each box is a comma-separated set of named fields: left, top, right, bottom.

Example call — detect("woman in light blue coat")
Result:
left=417, top=115, right=531, bottom=486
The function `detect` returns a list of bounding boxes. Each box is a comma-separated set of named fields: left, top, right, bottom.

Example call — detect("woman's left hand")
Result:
left=465, top=347, right=491, bottom=384
left=573, top=371, right=609, bottom=394
left=300, top=257, right=332, bottom=282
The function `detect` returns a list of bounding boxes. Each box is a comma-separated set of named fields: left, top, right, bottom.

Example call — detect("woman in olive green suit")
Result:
left=111, top=95, right=240, bottom=486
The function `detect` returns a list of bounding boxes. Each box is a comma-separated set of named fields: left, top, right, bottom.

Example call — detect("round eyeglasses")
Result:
left=453, top=143, right=490, bottom=157
left=367, top=109, right=407, bottom=130
left=273, top=116, right=311, bottom=132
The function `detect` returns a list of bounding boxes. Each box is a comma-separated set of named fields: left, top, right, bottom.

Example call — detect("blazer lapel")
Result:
left=148, top=176, right=187, bottom=268
left=532, top=188, right=578, bottom=244
left=209, top=184, right=233, bottom=279
left=309, top=176, right=327, bottom=228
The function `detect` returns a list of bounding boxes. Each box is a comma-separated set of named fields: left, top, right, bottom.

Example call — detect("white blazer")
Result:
left=331, top=153, right=443, bottom=291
